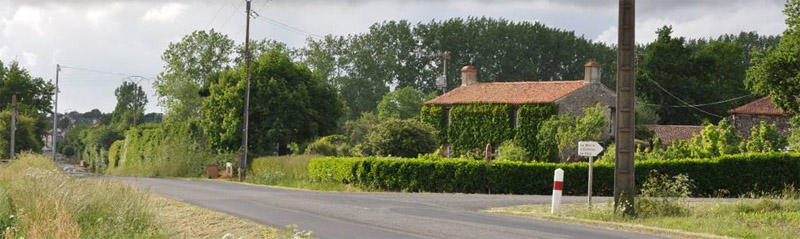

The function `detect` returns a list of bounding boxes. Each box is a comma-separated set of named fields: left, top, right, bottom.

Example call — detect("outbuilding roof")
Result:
left=728, top=96, right=784, bottom=116
left=425, top=81, right=589, bottom=105
left=645, top=125, right=705, bottom=145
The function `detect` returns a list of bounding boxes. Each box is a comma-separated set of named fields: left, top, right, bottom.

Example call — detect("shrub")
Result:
left=309, top=153, right=800, bottom=196
left=367, top=119, right=438, bottom=158
left=305, top=135, right=349, bottom=156
left=744, top=121, right=788, bottom=153
left=377, top=87, right=425, bottom=120
left=498, top=140, right=530, bottom=162
left=635, top=170, right=693, bottom=217
left=0, top=111, right=42, bottom=158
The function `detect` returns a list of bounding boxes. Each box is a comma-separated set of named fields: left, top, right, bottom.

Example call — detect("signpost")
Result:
left=579, top=141, right=604, bottom=208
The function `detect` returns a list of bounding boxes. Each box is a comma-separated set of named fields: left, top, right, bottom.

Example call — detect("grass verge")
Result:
left=246, top=155, right=358, bottom=192
left=0, top=153, right=314, bottom=239
left=487, top=198, right=800, bottom=239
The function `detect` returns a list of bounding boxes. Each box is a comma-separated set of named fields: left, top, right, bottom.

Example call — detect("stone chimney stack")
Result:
left=584, top=61, right=602, bottom=84
left=461, top=65, right=478, bottom=86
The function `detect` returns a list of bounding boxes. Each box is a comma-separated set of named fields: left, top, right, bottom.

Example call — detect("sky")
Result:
left=0, top=0, right=789, bottom=114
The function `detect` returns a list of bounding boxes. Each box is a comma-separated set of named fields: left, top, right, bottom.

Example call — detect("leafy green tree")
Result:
left=539, top=103, right=610, bottom=162
left=377, top=87, right=425, bottom=120
left=497, top=140, right=530, bottom=162
left=202, top=49, right=344, bottom=156
left=743, top=121, right=788, bottom=153
left=111, top=81, right=147, bottom=130
left=366, top=118, right=438, bottom=158
left=155, top=30, right=234, bottom=122
left=0, top=61, right=55, bottom=146
left=635, top=97, right=660, bottom=125
left=746, top=0, right=800, bottom=114
left=0, top=110, right=41, bottom=158
left=341, top=112, right=380, bottom=155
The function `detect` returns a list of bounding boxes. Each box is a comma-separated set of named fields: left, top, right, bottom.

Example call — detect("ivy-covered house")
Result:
left=421, top=61, right=617, bottom=160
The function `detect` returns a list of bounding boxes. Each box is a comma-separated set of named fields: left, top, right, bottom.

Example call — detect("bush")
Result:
left=309, top=153, right=800, bottom=196
left=0, top=111, right=42, bottom=158
left=248, top=155, right=317, bottom=186
left=367, top=119, right=438, bottom=158
left=305, top=135, right=349, bottom=156
left=744, top=121, right=788, bottom=153
left=497, top=140, right=530, bottom=162
left=636, top=170, right=693, bottom=217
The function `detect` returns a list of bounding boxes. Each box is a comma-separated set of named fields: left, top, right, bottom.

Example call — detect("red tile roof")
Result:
left=645, top=125, right=705, bottom=145
left=425, top=81, right=588, bottom=105
left=728, top=96, right=784, bottom=116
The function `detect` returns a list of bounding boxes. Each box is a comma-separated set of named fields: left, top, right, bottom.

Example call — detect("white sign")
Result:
left=578, top=141, right=603, bottom=157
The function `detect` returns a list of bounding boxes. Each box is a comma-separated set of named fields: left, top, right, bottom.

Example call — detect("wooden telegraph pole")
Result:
left=10, top=94, right=17, bottom=160
left=615, top=0, right=636, bottom=216
left=240, top=0, right=252, bottom=181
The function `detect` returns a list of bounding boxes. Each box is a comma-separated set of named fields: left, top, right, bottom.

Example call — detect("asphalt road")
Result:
left=118, top=177, right=667, bottom=239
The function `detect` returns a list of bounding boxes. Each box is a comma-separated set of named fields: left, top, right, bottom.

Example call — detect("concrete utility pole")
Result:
left=240, top=0, right=252, bottom=182
left=53, top=64, right=60, bottom=161
left=615, top=0, right=636, bottom=216
left=10, top=94, right=16, bottom=160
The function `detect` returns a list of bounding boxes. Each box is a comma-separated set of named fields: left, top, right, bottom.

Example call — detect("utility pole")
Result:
left=9, top=94, right=16, bottom=160
left=53, top=64, right=60, bottom=161
left=614, top=0, right=636, bottom=216
left=240, top=0, right=252, bottom=182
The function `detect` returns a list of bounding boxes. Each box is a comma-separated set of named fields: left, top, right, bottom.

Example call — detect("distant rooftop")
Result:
left=425, top=81, right=588, bottom=105
left=646, top=125, right=705, bottom=145
left=728, top=96, right=784, bottom=116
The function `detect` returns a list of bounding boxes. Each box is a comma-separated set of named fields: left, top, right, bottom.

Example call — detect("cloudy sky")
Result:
left=0, top=0, right=789, bottom=114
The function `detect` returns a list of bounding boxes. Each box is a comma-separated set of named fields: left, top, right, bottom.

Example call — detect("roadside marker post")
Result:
left=578, top=141, right=604, bottom=209
left=551, top=168, right=564, bottom=214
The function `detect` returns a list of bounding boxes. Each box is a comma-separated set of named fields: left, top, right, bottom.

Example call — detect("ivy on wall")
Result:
left=513, top=104, right=558, bottom=161
left=420, top=105, right=447, bottom=142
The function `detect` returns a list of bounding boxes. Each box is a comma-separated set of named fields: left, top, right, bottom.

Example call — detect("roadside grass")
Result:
left=0, top=153, right=316, bottom=239
left=246, top=155, right=358, bottom=192
left=487, top=196, right=800, bottom=239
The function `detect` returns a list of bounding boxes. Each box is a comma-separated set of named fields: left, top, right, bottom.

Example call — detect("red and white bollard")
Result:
left=551, top=168, right=564, bottom=214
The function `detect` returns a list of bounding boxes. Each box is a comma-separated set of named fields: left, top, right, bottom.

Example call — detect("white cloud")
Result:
left=142, top=2, right=185, bottom=23
left=22, top=51, right=38, bottom=66
left=0, top=46, right=7, bottom=60
left=11, top=6, right=43, bottom=35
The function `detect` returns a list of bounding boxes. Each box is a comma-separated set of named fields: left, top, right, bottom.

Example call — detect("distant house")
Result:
left=645, top=125, right=705, bottom=145
left=424, top=61, right=617, bottom=161
left=728, top=96, right=792, bottom=137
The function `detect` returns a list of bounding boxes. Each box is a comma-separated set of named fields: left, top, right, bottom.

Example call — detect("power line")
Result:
left=254, top=15, right=323, bottom=38
left=219, top=0, right=244, bottom=30
left=643, top=94, right=753, bottom=108
left=644, top=77, right=724, bottom=118
left=205, top=0, right=228, bottom=29
left=59, top=65, right=155, bottom=80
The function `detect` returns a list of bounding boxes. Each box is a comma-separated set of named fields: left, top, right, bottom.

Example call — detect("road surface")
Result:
left=119, top=177, right=666, bottom=239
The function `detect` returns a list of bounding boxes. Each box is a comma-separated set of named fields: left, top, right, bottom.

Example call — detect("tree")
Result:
left=743, top=121, right=788, bottom=153
left=111, top=81, right=147, bottom=129
left=154, top=30, right=235, bottom=122
left=0, top=110, right=41, bottom=158
left=377, top=87, right=425, bottom=120
left=540, top=103, right=610, bottom=162
left=0, top=61, right=55, bottom=148
left=746, top=0, right=800, bottom=114
left=202, top=48, right=345, bottom=156
left=366, top=118, right=438, bottom=158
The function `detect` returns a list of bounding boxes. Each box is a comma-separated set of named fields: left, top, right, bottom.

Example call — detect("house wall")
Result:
left=730, top=113, right=792, bottom=138
left=554, top=83, right=617, bottom=141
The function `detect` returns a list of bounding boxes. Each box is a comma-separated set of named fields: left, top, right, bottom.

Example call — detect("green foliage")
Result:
left=744, top=121, right=788, bottom=153
left=155, top=29, right=235, bottom=122
left=309, top=153, right=800, bottom=197
left=377, top=87, right=425, bottom=120
left=201, top=48, right=345, bottom=156
left=106, top=122, right=233, bottom=177
left=0, top=110, right=41, bottom=158
left=640, top=119, right=740, bottom=160
left=497, top=140, right=529, bottom=162
left=0, top=61, right=55, bottom=148
left=341, top=112, right=380, bottom=155
left=107, top=140, right=124, bottom=169
left=638, top=26, right=753, bottom=124
left=746, top=1, right=800, bottom=114
left=513, top=104, right=558, bottom=161
left=305, top=135, right=350, bottom=156
left=636, top=170, right=693, bottom=218
left=419, top=105, right=447, bottom=142
left=538, top=103, right=610, bottom=162
left=635, top=97, right=660, bottom=125
left=248, top=155, right=317, bottom=186
left=448, top=104, right=514, bottom=157
left=367, top=118, right=438, bottom=158
left=111, top=81, right=148, bottom=130
left=790, top=117, right=800, bottom=152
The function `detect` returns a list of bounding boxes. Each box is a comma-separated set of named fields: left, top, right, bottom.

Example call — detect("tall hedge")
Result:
left=513, top=104, right=558, bottom=160
left=448, top=104, right=514, bottom=156
left=419, top=105, right=447, bottom=141
left=309, top=153, right=800, bottom=196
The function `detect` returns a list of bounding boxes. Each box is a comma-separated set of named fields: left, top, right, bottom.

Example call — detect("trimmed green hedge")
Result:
left=309, top=153, right=800, bottom=196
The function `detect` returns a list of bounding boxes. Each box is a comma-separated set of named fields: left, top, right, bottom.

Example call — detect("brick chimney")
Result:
left=461, top=65, right=478, bottom=86
left=584, top=61, right=602, bottom=84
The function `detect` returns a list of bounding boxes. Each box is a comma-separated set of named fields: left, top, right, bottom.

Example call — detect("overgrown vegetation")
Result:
left=247, top=155, right=355, bottom=191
